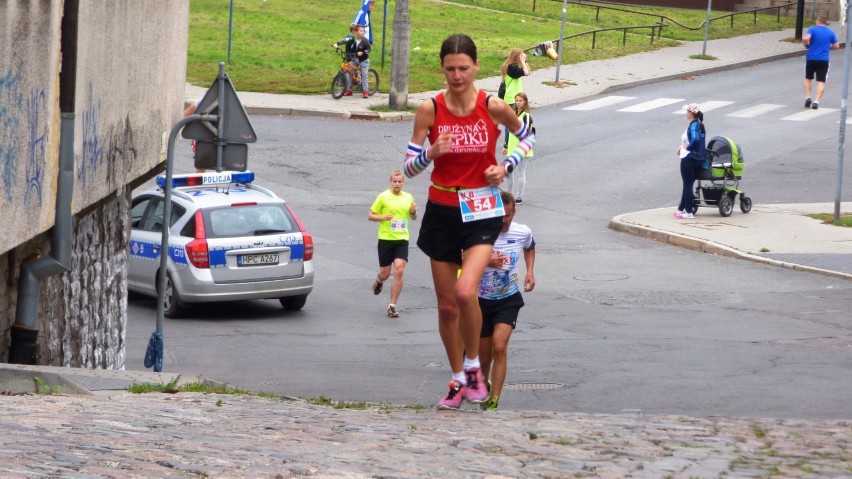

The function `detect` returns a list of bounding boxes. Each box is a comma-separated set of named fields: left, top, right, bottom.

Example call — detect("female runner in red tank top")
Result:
left=403, top=34, right=535, bottom=410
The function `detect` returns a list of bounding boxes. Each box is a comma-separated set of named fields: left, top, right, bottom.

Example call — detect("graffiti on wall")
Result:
left=78, top=82, right=138, bottom=195
left=0, top=64, right=23, bottom=203
left=25, top=89, right=46, bottom=207
left=78, top=82, right=103, bottom=189
left=106, top=115, right=137, bottom=190
left=0, top=61, right=47, bottom=207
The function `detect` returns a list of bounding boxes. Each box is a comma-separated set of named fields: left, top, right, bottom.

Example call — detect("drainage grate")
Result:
left=504, top=382, right=565, bottom=391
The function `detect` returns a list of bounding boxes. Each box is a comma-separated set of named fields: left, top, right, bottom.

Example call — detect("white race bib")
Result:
left=458, top=186, right=505, bottom=223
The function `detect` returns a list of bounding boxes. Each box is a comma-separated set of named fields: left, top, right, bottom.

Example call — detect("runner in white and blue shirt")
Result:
left=477, top=191, right=536, bottom=411
left=478, top=221, right=535, bottom=300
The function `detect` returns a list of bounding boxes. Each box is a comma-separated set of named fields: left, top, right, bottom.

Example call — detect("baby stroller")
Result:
left=693, top=136, right=752, bottom=217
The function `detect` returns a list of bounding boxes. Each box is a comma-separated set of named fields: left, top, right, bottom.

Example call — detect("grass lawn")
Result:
left=809, top=213, right=852, bottom=227
left=186, top=0, right=798, bottom=94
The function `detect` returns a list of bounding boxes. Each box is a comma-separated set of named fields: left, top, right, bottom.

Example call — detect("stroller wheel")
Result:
left=718, top=194, right=734, bottom=217
left=740, top=195, right=752, bottom=214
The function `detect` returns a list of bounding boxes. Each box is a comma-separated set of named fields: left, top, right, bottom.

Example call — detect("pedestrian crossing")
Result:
left=617, top=98, right=683, bottom=113
left=564, top=95, right=841, bottom=121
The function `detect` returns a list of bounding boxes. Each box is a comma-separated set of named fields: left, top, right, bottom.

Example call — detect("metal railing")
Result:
left=568, top=0, right=797, bottom=30
left=525, top=22, right=667, bottom=55
left=524, top=0, right=796, bottom=56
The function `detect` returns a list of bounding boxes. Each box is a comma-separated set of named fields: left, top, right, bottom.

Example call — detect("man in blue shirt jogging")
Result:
left=803, top=16, right=840, bottom=110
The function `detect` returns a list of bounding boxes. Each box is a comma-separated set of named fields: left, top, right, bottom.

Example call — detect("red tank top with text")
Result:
left=427, top=90, right=500, bottom=205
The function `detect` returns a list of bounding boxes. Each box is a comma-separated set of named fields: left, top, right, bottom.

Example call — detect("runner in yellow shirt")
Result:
left=368, top=170, right=417, bottom=318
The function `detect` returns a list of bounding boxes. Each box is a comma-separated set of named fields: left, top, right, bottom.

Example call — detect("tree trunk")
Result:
left=389, top=0, right=410, bottom=110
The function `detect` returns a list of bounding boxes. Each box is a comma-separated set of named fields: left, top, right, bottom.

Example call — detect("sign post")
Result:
left=555, top=0, right=568, bottom=83
left=836, top=2, right=851, bottom=223
left=145, top=63, right=256, bottom=372
left=182, top=63, right=257, bottom=171
left=702, top=0, right=713, bottom=56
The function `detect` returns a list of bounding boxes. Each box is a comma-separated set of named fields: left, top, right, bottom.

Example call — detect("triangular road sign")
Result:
left=182, top=74, right=257, bottom=144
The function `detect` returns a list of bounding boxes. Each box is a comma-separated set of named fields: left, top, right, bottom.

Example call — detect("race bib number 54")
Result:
left=458, top=186, right=505, bottom=223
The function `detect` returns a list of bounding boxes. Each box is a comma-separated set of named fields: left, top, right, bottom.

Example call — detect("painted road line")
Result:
left=672, top=100, right=735, bottom=114
left=617, top=98, right=684, bottom=112
left=726, top=104, right=785, bottom=118
left=781, top=108, right=838, bottom=121
left=564, top=95, right=636, bottom=111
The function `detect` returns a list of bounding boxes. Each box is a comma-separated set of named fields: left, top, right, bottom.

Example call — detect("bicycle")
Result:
left=330, top=49, right=379, bottom=99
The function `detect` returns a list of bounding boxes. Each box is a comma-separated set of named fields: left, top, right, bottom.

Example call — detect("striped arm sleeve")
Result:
left=404, top=141, right=432, bottom=178
left=504, top=123, right=535, bottom=170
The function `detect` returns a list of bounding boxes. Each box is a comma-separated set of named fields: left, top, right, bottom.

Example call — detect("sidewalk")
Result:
left=0, top=29, right=849, bottom=478
left=611, top=202, right=852, bottom=281
left=1, top=387, right=850, bottom=478
left=189, top=29, right=808, bottom=120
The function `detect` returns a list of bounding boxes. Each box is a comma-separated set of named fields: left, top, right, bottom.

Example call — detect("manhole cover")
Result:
left=504, top=382, right=564, bottom=391
left=573, top=273, right=628, bottom=281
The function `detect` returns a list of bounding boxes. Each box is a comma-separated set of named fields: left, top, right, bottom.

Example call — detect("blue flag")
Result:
left=353, top=0, right=374, bottom=44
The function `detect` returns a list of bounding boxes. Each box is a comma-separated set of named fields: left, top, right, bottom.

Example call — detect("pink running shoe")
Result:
left=463, top=367, right=488, bottom=403
left=437, top=380, right=465, bottom=410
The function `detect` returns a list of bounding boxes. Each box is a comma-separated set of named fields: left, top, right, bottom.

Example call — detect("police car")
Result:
left=128, top=171, right=314, bottom=317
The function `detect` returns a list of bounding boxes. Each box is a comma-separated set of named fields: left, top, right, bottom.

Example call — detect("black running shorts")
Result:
left=479, top=292, right=524, bottom=338
left=416, top=201, right=502, bottom=265
left=805, top=59, right=829, bottom=82
left=377, top=239, right=409, bottom=267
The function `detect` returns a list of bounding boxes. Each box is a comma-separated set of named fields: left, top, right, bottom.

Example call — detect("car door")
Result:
left=128, top=196, right=161, bottom=294
left=128, top=195, right=186, bottom=295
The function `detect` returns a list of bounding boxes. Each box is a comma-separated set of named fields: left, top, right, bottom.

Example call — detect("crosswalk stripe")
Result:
left=726, top=104, right=785, bottom=118
left=617, top=98, right=684, bottom=112
left=781, top=108, right=838, bottom=121
left=565, top=96, right=842, bottom=122
left=671, top=100, right=735, bottom=114
left=564, top=95, right=635, bottom=111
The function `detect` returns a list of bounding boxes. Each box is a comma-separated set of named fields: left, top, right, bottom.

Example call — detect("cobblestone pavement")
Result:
left=1, top=392, right=850, bottom=478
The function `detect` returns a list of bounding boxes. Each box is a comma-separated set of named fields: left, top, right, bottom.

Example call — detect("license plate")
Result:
left=237, top=253, right=279, bottom=266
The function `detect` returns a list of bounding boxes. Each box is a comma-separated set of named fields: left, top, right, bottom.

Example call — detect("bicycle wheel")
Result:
left=367, top=69, right=379, bottom=96
left=330, top=72, right=347, bottom=99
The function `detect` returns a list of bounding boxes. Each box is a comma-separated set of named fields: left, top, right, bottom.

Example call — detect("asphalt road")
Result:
left=126, top=56, right=852, bottom=418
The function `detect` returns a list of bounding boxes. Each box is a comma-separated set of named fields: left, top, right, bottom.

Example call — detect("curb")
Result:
left=246, top=106, right=350, bottom=119
left=608, top=215, right=852, bottom=282
left=0, top=363, right=219, bottom=396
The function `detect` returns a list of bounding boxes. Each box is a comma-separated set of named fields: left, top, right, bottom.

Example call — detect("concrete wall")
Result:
left=0, top=0, right=63, bottom=252
left=0, top=0, right=189, bottom=367
left=72, top=1, right=188, bottom=210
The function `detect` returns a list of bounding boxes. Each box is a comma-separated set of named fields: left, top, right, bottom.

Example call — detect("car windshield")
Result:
left=205, top=204, right=297, bottom=238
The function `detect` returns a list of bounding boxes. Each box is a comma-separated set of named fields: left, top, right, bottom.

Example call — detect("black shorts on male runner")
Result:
left=479, top=292, right=524, bottom=338
left=805, top=60, right=829, bottom=82
left=416, top=201, right=503, bottom=265
left=377, top=239, right=409, bottom=267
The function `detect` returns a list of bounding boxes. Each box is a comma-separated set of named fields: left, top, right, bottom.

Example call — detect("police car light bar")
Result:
left=156, top=171, right=255, bottom=188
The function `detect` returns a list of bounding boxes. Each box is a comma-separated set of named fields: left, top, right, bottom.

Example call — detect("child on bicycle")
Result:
left=332, top=23, right=371, bottom=98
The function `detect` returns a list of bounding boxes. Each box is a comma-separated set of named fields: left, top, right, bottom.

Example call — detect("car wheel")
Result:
left=163, top=273, right=188, bottom=318
left=279, top=294, right=308, bottom=311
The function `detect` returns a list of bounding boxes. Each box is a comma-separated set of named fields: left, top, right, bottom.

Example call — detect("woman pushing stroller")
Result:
left=674, top=103, right=707, bottom=219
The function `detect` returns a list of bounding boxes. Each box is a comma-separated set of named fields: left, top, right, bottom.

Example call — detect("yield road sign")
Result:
left=181, top=73, right=257, bottom=144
